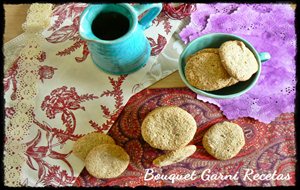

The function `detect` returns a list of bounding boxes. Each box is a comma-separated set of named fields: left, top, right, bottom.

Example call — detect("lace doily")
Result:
left=4, top=3, right=53, bottom=187
left=179, top=4, right=296, bottom=123
left=22, top=4, right=53, bottom=33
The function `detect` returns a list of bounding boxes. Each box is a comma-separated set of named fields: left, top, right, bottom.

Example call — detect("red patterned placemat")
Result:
left=74, top=88, right=295, bottom=187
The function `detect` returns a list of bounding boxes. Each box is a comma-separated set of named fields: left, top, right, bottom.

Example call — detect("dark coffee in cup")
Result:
left=92, top=12, right=130, bottom=40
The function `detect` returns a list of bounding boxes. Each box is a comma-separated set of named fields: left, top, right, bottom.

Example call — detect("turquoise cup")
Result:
left=79, top=3, right=162, bottom=75
left=178, top=33, right=271, bottom=99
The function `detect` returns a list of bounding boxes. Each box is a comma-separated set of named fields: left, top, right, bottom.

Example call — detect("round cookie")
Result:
left=202, top=121, right=245, bottom=160
left=85, top=144, right=130, bottom=178
left=185, top=50, right=237, bottom=91
left=186, top=48, right=219, bottom=63
left=198, top=48, right=220, bottom=54
left=219, top=40, right=258, bottom=81
left=188, top=48, right=219, bottom=57
left=153, top=145, right=197, bottom=167
left=141, top=106, right=197, bottom=151
left=226, top=77, right=239, bottom=87
left=73, top=132, right=115, bottom=160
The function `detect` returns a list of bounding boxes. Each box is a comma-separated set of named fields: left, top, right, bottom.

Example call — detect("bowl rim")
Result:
left=178, top=32, right=261, bottom=99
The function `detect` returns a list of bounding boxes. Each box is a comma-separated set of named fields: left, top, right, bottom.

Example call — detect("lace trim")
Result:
left=4, top=3, right=53, bottom=187
left=4, top=34, right=26, bottom=74
left=22, top=4, right=53, bottom=33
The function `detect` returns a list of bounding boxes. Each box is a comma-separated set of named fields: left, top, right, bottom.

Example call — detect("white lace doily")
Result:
left=4, top=3, right=53, bottom=187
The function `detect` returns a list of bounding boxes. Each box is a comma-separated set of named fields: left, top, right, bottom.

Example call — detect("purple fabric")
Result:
left=179, top=4, right=296, bottom=123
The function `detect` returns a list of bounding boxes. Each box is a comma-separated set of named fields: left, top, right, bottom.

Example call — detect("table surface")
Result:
left=3, top=4, right=186, bottom=89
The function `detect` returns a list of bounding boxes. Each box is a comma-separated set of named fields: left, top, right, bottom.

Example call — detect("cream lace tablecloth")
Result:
left=4, top=3, right=187, bottom=186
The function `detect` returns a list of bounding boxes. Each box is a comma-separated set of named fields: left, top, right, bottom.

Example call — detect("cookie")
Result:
left=227, top=77, right=239, bottom=87
left=185, top=49, right=237, bottom=91
left=85, top=144, right=130, bottom=178
left=153, top=145, right=197, bottom=167
left=198, top=48, right=220, bottom=54
left=219, top=40, right=258, bottom=81
left=73, top=132, right=115, bottom=160
left=202, top=121, right=245, bottom=160
left=186, top=48, right=219, bottom=62
left=141, top=106, right=197, bottom=150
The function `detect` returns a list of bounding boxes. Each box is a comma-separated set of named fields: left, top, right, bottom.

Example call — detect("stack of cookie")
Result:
left=141, top=106, right=197, bottom=167
left=141, top=106, right=246, bottom=162
left=185, top=40, right=258, bottom=91
left=73, top=107, right=246, bottom=177
left=73, top=132, right=130, bottom=178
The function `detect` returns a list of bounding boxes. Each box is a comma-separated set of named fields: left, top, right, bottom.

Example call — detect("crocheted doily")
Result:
left=4, top=3, right=53, bottom=187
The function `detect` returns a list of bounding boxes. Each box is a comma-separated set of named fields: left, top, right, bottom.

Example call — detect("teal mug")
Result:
left=178, top=33, right=271, bottom=99
left=79, top=3, right=162, bottom=75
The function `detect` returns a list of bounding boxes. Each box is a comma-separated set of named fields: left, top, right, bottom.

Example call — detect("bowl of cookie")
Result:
left=178, top=33, right=271, bottom=99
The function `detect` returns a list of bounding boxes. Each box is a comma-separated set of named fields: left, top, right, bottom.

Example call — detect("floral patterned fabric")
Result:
left=74, top=88, right=295, bottom=187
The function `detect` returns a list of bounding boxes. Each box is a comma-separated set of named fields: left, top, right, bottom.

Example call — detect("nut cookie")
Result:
left=227, top=77, right=239, bottom=87
left=185, top=50, right=237, bottom=91
left=73, top=132, right=115, bottom=160
left=85, top=144, right=130, bottom=178
left=153, top=145, right=197, bottom=167
left=219, top=40, right=258, bottom=81
left=202, top=121, right=245, bottom=160
left=141, top=106, right=197, bottom=151
left=186, top=48, right=219, bottom=62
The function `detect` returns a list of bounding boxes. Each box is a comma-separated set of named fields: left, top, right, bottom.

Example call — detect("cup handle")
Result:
left=259, top=52, right=271, bottom=63
left=133, top=3, right=162, bottom=30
